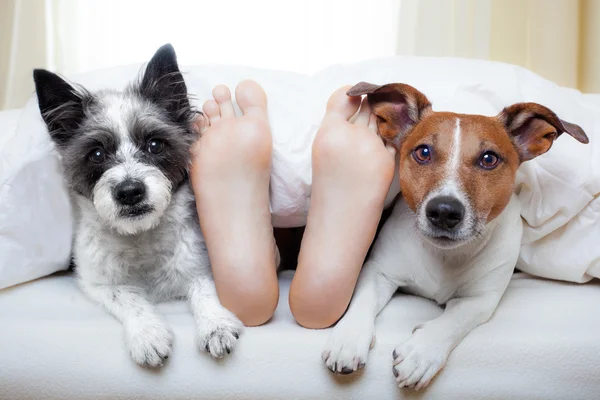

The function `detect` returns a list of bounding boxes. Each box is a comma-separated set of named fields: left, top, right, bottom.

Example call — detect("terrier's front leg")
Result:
left=392, top=293, right=502, bottom=391
left=188, top=276, right=244, bottom=358
left=81, top=282, right=173, bottom=367
left=322, top=263, right=398, bottom=374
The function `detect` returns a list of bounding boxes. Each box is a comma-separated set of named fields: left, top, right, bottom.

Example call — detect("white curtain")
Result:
left=0, top=0, right=401, bottom=110
left=0, top=0, right=51, bottom=111
left=397, top=0, right=600, bottom=92
left=2, top=0, right=600, bottom=111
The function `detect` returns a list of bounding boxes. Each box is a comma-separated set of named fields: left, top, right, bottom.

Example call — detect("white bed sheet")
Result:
left=1, top=270, right=599, bottom=400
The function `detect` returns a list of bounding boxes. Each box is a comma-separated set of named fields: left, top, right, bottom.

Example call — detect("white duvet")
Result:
left=0, top=56, right=598, bottom=288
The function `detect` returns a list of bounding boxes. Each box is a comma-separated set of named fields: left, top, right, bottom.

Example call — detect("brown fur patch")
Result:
left=347, top=82, right=432, bottom=147
left=399, top=113, right=520, bottom=222
left=498, top=102, right=589, bottom=161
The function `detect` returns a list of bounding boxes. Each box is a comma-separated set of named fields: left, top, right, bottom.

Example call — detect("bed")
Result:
left=1, top=56, right=599, bottom=399
left=0, top=270, right=599, bottom=399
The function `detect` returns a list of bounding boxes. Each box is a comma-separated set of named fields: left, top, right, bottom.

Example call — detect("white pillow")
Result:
left=0, top=105, right=73, bottom=289
left=1, top=56, right=598, bottom=288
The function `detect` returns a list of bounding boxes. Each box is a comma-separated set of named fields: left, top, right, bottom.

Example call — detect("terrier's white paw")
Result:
left=392, top=330, right=450, bottom=391
left=125, top=319, right=173, bottom=368
left=197, top=310, right=244, bottom=359
left=322, top=319, right=375, bottom=375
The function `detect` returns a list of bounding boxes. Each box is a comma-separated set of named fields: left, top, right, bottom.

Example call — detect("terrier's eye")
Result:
left=413, top=145, right=431, bottom=164
left=89, top=148, right=106, bottom=164
left=147, top=139, right=165, bottom=154
left=479, top=151, right=500, bottom=170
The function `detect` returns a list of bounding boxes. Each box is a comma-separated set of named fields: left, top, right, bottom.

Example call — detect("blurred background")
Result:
left=1, top=0, right=599, bottom=110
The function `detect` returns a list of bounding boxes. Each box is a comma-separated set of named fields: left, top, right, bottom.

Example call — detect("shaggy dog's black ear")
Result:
left=138, top=43, right=191, bottom=124
left=33, top=69, right=91, bottom=147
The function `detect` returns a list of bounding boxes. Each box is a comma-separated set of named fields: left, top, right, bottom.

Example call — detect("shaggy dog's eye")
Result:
left=479, top=151, right=500, bottom=170
left=147, top=139, right=165, bottom=154
left=413, top=145, right=432, bottom=164
left=89, top=148, right=106, bottom=164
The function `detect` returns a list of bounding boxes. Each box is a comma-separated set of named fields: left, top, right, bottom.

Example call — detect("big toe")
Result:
left=235, top=80, right=267, bottom=117
left=324, top=85, right=361, bottom=123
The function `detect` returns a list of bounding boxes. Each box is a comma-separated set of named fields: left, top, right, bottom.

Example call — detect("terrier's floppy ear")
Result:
left=497, top=102, right=589, bottom=162
left=33, top=69, right=91, bottom=147
left=347, top=81, right=432, bottom=147
left=139, top=43, right=190, bottom=123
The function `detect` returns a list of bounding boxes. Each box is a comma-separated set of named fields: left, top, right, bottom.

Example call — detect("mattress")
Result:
left=1, top=270, right=599, bottom=400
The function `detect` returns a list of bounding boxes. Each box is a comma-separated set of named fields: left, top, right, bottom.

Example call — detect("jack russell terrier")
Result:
left=322, top=82, right=589, bottom=390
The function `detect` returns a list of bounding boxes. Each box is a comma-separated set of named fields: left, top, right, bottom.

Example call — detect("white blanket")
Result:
left=0, top=56, right=598, bottom=287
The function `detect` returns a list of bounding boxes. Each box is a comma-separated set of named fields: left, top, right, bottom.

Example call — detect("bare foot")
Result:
left=289, top=86, right=396, bottom=328
left=190, top=81, right=279, bottom=326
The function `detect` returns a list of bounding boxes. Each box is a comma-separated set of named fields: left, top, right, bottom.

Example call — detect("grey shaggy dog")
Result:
left=33, top=44, right=243, bottom=367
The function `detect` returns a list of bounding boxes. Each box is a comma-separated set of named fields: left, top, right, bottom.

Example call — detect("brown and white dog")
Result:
left=322, top=82, right=589, bottom=390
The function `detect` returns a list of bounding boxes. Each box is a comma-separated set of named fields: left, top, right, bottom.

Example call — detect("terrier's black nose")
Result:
left=114, top=180, right=146, bottom=206
left=425, top=196, right=465, bottom=230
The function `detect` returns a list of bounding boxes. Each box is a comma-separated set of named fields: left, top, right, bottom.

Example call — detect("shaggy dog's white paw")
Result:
left=126, top=319, right=173, bottom=368
left=197, top=310, right=244, bottom=359
left=322, top=319, right=375, bottom=375
left=392, top=329, right=450, bottom=391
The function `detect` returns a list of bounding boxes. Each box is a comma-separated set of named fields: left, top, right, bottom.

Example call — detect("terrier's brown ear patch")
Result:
left=497, top=102, right=589, bottom=162
left=346, top=82, right=384, bottom=97
left=347, top=82, right=432, bottom=147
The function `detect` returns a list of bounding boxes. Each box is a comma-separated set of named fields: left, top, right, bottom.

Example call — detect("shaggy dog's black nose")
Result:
left=426, top=196, right=465, bottom=230
left=114, top=180, right=146, bottom=206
